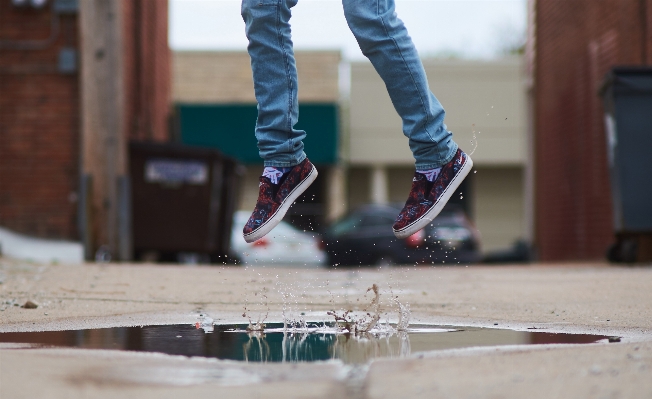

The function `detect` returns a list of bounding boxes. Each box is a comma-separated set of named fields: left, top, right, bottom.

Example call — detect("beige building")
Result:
left=173, top=51, right=341, bottom=104
left=172, top=51, right=529, bottom=253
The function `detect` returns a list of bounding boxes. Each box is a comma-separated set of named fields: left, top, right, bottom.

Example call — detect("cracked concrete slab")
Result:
left=0, top=347, right=348, bottom=399
left=1, top=258, right=651, bottom=398
left=366, top=341, right=652, bottom=399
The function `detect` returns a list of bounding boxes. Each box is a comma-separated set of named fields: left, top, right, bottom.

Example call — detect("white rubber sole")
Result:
left=393, top=155, right=473, bottom=240
left=243, top=165, right=318, bottom=243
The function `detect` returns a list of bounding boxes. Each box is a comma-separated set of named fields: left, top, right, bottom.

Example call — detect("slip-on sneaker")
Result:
left=392, top=148, right=473, bottom=239
left=243, top=158, right=318, bottom=243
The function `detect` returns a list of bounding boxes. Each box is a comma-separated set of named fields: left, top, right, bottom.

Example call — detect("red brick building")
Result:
left=531, top=0, right=652, bottom=261
left=0, top=1, right=80, bottom=239
left=0, top=0, right=170, bottom=258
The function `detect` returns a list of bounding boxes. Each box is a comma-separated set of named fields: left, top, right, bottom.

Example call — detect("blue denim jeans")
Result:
left=241, top=0, right=458, bottom=169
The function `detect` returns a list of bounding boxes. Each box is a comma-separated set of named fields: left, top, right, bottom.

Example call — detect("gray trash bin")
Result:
left=601, top=67, right=652, bottom=262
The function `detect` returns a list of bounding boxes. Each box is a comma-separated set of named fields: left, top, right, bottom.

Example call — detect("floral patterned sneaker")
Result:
left=392, top=149, right=473, bottom=239
left=243, top=158, right=317, bottom=243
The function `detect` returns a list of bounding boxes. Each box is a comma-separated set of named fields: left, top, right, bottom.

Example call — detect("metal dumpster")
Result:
left=601, top=67, right=652, bottom=262
left=129, top=142, right=244, bottom=263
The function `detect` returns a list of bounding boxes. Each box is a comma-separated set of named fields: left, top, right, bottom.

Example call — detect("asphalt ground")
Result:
left=1, top=258, right=651, bottom=398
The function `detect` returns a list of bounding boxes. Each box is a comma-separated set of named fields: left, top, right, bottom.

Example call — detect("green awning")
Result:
left=176, top=103, right=338, bottom=165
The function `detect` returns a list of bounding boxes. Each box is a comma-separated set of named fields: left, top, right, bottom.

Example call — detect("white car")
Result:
left=230, top=211, right=326, bottom=266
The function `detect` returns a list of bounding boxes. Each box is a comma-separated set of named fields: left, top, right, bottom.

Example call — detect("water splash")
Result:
left=326, top=283, right=409, bottom=336
left=238, top=274, right=411, bottom=342
left=276, top=276, right=313, bottom=332
left=395, top=300, right=410, bottom=332
left=469, top=125, right=479, bottom=156
left=242, top=285, right=269, bottom=332
left=229, top=282, right=413, bottom=363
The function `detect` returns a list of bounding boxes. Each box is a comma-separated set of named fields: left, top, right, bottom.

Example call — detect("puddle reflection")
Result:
left=0, top=323, right=611, bottom=364
left=241, top=329, right=412, bottom=363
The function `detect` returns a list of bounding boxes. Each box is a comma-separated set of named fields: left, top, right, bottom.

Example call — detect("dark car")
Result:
left=321, top=204, right=481, bottom=266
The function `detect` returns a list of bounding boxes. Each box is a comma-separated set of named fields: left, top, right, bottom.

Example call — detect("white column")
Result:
left=370, top=165, right=389, bottom=204
left=325, top=166, right=347, bottom=222
left=523, top=76, right=535, bottom=243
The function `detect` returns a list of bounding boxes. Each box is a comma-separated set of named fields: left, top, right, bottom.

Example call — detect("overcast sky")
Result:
left=169, top=0, right=527, bottom=60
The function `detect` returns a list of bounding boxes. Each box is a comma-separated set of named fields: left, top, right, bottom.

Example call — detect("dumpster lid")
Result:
left=130, top=141, right=226, bottom=159
left=600, top=67, right=652, bottom=96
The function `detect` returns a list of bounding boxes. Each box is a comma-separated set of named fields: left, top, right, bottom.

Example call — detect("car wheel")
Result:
left=607, top=239, right=638, bottom=263
left=375, top=254, right=395, bottom=267
left=325, top=254, right=339, bottom=268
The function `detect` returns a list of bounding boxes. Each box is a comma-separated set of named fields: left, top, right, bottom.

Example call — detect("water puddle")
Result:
left=0, top=322, right=611, bottom=364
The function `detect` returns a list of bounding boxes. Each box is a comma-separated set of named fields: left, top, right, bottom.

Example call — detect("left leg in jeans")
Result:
left=342, top=0, right=472, bottom=240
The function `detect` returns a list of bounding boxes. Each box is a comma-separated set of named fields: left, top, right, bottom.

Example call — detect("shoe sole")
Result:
left=393, top=155, right=473, bottom=239
left=243, top=165, right=318, bottom=243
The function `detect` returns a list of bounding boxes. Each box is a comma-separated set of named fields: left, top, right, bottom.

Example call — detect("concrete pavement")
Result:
left=1, top=258, right=651, bottom=398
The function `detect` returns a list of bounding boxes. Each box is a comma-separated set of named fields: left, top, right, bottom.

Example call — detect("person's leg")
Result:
left=342, top=0, right=472, bottom=239
left=241, top=0, right=318, bottom=243
left=342, top=0, right=457, bottom=169
left=241, top=0, right=306, bottom=167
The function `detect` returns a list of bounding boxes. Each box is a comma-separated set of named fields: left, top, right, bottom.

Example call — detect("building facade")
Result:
left=531, top=0, right=652, bottom=260
left=1, top=0, right=81, bottom=240
left=0, top=0, right=170, bottom=259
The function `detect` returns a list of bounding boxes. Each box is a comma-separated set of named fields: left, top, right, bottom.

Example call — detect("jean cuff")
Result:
left=263, top=151, right=306, bottom=168
left=415, top=141, right=458, bottom=170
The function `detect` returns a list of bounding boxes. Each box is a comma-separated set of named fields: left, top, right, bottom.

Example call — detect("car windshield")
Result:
left=361, top=215, right=394, bottom=227
left=329, top=215, right=362, bottom=237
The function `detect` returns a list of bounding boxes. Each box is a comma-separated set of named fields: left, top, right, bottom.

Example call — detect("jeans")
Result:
left=241, top=0, right=458, bottom=169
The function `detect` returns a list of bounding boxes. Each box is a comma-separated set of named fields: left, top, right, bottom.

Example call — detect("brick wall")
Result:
left=534, top=0, right=652, bottom=260
left=0, top=0, right=170, bottom=242
left=0, top=2, right=80, bottom=239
